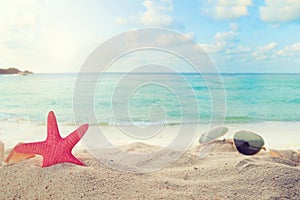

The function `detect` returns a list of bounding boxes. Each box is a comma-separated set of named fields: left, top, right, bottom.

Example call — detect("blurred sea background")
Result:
left=0, top=73, right=300, bottom=125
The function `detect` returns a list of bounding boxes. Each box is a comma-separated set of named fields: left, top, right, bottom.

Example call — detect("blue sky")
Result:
left=0, top=0, right=300, bottom=73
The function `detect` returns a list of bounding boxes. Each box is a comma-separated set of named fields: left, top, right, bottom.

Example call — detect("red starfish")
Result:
left=15, top=111, right=89, bottom=167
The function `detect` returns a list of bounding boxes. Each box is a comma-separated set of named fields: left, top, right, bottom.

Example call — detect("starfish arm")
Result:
left=47, top=111, right=62, bottom=141
left=64, top=124, right=89, bottom=149
left=42, top=152, right=85, bottom=167
left=67, top=154, right=86, bottom=166
left=14, top=142, right=45, bottom=155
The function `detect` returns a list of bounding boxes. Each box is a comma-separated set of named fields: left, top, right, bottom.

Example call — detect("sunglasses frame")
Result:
left=199, top=127, right=266, bottom=156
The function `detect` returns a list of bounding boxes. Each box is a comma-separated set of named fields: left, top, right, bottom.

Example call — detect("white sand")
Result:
left=0, top=142, right=299, bottom=199
left=0, top=122, right=299, bottom=199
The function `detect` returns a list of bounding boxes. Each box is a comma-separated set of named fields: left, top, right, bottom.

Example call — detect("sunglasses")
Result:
left=198, top=127, right=265, bottom=157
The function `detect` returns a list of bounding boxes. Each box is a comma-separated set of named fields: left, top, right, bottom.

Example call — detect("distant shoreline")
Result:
left=0, top=68, right=33, bottom=76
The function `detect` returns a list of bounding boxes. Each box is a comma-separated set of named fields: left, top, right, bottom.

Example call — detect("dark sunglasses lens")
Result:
left=233, top=131, right=265, bottom=155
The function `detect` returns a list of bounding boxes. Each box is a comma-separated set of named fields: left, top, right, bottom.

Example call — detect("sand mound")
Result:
left=0, top=142, right=299, bottom=199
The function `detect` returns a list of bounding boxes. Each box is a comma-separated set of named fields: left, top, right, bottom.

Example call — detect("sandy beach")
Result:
left=0, top=122, right=299, bottom=199
left=0, top=142, right=299, bottom=199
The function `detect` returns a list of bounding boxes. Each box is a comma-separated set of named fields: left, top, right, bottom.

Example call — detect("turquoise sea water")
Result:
left=0, top=73, right=300, bottom=125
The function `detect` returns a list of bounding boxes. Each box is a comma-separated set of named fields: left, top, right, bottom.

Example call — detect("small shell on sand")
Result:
left=0, top=141, right=4, bottom=166
left=269, top=149, right=299, bottom=163
left=5, top=142, right=35, bottom=165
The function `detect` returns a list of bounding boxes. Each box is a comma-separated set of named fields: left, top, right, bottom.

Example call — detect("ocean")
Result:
left=0, top=73, right=300, bottom=125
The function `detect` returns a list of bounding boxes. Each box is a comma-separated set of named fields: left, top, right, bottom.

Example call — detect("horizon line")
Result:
left=22, top=72, right=300, bottom=74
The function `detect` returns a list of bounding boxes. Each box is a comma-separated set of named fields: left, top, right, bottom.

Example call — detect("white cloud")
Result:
left=260, top=0, right=300, bottom=23
left=203, top=0, right=252, bottom=20
left=251, top=42, right=300, bottom=67
left=214, top=30, right=237, bottom=41
left=184, top=32, right=196, bottom=40
left=200, top=25, right=239, bottom=53
left=141, top=0, right=173, bottom=26
left=200, top=24, right=254, bottom=65
left=275, top=42, right=300, bottom=57
left=115, top=0, right=173, bottom=27
left=253, top=42, right=278, bottom=60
